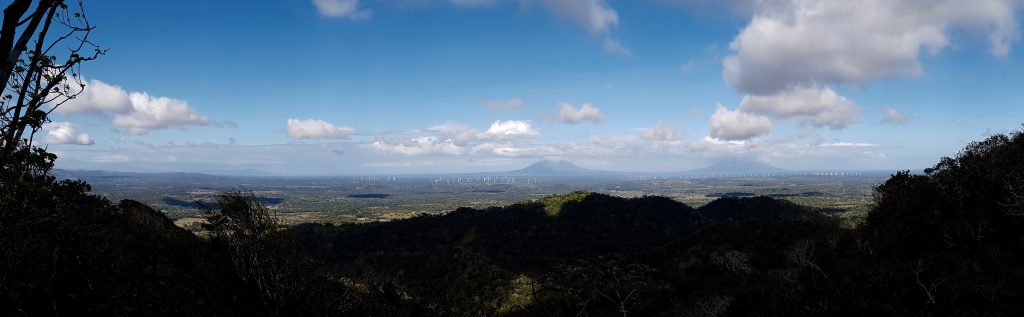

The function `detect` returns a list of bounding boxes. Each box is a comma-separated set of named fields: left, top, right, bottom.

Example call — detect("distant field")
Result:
left=56, top=170, right=888, bottom=227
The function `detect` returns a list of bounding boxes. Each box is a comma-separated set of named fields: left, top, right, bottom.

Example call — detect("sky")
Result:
left=38, top=0, right=1024, bottom=175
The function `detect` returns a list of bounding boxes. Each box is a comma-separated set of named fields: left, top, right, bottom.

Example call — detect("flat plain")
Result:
left=57, top=169, right=890, bottom=228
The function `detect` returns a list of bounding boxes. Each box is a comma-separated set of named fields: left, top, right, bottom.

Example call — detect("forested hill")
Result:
left=293, top=184, right=1024, bottom=316
left=289, top=193, right=843, bottom=316
left=294, top=193, right=826, bottom=271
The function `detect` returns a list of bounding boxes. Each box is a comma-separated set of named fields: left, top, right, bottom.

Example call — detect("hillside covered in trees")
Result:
left=2, top=129, right=1023, bottom=315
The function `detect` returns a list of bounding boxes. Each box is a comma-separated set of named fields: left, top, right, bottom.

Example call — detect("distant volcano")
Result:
left=507, top=160, right=601, bottom=175
left=683, top=157, right=785, bottom=175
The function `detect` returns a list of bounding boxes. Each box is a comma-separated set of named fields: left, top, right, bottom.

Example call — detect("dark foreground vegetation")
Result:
left=2, top=129, right=1024, bottom=315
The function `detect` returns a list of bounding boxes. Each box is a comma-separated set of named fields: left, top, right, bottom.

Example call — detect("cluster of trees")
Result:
left=1, top=185, right=353, bottom=315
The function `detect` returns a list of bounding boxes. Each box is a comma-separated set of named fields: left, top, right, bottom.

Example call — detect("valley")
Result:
left=56, top=160, right=891, bottom=227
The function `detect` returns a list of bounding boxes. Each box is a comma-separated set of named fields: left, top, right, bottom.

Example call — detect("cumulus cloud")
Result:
left=286, top=118, right=357, bottom=140
left=881, top=107, right=910, bottom=124
left=427, top=123, right=479, bottom=145
left=112, top=93, right=211, bottom=135
left=56, top=79, right=132, bottom=115
left=361, top=117, right=882, bottom=166
left=716, top=0, right=1020, bottom=133
left=370, top=137, right=464, bottom=156
left=312, top=0, right=371, bottom=19
left=557, top=102, right=605, bottom=124
left=709, top=104, right=772, bottom=141
left=366, top=120, right=542, bottom=157
left=41, top=122, right=94, bottom=145
left=738, top=85, right=860, bottom=129
left=54, top=79, right=218, bottom=135
left=483, top=120, right=540, bottom=137
left=723, top=0, right=1022, bottom=95
left=485, top=97, right=523, bottom=111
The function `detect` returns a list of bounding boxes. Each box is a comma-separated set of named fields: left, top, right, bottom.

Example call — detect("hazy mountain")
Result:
left=505, top=160, right=605, bottom=176
left=682, top=157, right=785, bottom=175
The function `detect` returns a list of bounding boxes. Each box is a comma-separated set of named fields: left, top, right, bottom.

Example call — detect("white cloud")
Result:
left=56, top=79, right=132, bottom=115
left=723, top=0, right=1022, bottom=95
left=50, top=120, right=898, bottom=173
left=356, top=116, right=888, bottom=168
left=286, top=118, right=357, bottom=140
left=715, top=0, right=1019, bottom=136
left=557, top=102, right=605, bottom=124
left=41, top=122, right=93, bottom=145
left=470, top=142, right=557, bottom=157
left=738, top=85, right=860, bottom=129
left=427, top=123, right=479, bottom=145
left=312, top=0, right=371, bottom=19
left=709, top=103, right=772, bottom=141
left=483, top=120, right=540, bottom=137
left=485, top=97, right=523, bottom=111
left=54, top=79, right=218, bottom=135
left=882, top=106, right=910, bottom=124
left=367, top=120, right=543, bottom=157
left=370, top=137, right=465, bottom=156
left=113, top=93, right=211, bottom=135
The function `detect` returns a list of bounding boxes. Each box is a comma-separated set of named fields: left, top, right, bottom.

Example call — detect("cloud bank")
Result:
left=55, top=79, right=215, bottom=135
left=287, top=118, right=357, bottom=140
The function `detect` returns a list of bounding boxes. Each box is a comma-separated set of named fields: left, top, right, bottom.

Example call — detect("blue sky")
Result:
left=40, top=0, right=1024, bottom=175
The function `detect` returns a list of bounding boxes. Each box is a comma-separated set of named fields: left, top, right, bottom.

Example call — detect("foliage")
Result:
left=201, top=191, right=347, bottom=314
left=288, top=128, right=1024, bottom=316
left=535, top=190, right=591, bottom=216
